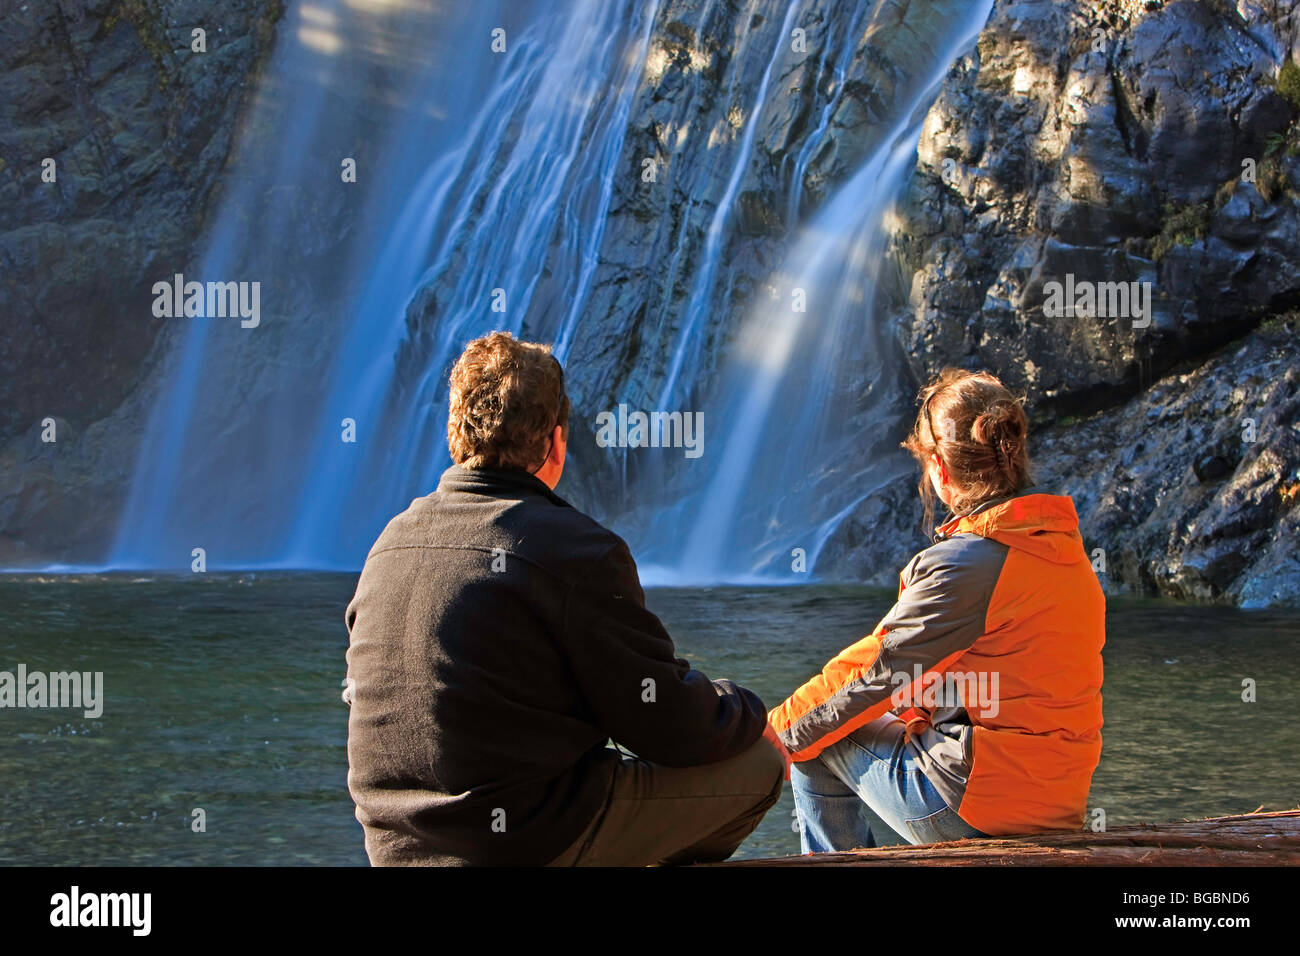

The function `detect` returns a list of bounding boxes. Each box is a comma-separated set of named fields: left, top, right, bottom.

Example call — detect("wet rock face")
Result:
left=1, top=0, right=1294, bottom=607
left=888, top=0, right=1300, bottom=410
left=0, top=0, right=283, bottom=444
left=548, top=0, right=984, bottom=510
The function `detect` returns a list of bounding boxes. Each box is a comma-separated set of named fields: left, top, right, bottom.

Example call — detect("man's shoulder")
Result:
left=504, top=493, right=631, bottom=582
left=369, top=485, right=630, bottom=587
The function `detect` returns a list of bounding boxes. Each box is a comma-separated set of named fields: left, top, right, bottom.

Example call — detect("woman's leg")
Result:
left=790, top=750, right=878, bottom=853
left=799, top=713, right=986, bottom=851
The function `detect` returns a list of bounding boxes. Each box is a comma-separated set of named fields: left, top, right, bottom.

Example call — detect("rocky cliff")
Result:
left=495, top=0, right=989, bottom=541
left=2, top=0, right=1297, bottom=607
left=0, top=0, right=283, bottom=437
left=0, top=0, right=283, bottom=561
left=823, top=0, right=1300, bottom=606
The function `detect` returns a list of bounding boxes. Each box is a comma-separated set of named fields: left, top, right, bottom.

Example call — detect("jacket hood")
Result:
left=938, top=492, right=1085, bottom=565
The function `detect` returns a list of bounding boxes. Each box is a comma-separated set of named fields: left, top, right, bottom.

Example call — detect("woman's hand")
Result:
left=763, top=722, right=793, bottom=781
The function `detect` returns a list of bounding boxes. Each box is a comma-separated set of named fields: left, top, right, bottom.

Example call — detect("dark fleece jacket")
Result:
left=344, top=465, right=768, bottom=865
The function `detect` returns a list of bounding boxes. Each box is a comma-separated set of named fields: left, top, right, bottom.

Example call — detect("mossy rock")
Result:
left=1278, top=58, right=1300, bottom=113
left=1151, top=201, right=1210, bottom=260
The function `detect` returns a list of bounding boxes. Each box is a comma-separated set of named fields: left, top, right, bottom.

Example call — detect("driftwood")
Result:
left=718, top=809, right=1300, bottom=865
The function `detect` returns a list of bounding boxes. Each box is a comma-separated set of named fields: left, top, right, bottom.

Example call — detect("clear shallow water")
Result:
left=1, top=574, right=1296, bottom=865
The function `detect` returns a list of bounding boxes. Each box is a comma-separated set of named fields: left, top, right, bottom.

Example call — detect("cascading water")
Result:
left=655, top=0, right=802, bottom=409
left=642, top=0, right=996, bottom=582
left=112, top=0, right=663, bottom=568
left=283, top=1, right=663, bottom=564
left=110, top=0, right=994, bottom=579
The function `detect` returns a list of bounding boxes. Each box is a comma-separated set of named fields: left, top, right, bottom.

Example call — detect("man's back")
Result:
left=345, top=465, right=768, bottom=865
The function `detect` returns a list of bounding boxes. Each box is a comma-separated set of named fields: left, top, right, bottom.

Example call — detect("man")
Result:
left=345, top=331, right=787, bottom=866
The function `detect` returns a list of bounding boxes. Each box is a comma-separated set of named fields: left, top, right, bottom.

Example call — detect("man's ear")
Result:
left=534, top=424, right=567, bottom=489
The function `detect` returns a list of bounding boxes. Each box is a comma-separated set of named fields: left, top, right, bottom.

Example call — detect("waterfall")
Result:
left=283, top=1, right=663, bottom=564
left=655, top=0, right=802, bottom=409
left=110, top=0, right=994, bottom=578
left=639, top=0, right=996, bottom=583
left=112, top=0, right=662, bottom=568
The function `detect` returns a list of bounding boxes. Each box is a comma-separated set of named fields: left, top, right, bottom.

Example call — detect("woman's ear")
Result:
left=929, top=452, right=949, bottom=487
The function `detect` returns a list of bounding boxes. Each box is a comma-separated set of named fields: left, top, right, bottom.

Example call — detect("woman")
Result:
left=768, top=368, right=1105, bottom=851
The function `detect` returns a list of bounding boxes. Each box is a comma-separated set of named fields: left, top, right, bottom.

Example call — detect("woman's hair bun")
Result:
left=970, top=400, right=1024, bottom=450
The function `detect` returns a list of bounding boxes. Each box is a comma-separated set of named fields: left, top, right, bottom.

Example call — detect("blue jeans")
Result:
left=790, top=713, right=986, bottom=853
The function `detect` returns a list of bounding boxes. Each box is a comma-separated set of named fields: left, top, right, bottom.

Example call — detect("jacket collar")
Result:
left=936, top=486, right=1085, bottom=564
left=935, top=486, right=1036, bottom=540
left=435, top=463, right=571, bottom=508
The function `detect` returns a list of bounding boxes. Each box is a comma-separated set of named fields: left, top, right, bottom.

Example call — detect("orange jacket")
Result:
left=769, top=490, right=1105, bottom=835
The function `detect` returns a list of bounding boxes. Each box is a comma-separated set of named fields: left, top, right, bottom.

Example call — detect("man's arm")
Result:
left=558, top=537, right=768, bottom=767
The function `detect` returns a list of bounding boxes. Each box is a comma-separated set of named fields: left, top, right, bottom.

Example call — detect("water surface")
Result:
left=1, top=575, right=1295, bottom=864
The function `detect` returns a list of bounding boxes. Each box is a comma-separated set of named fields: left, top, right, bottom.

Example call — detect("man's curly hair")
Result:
left=446, top=331, right=570, bottom=472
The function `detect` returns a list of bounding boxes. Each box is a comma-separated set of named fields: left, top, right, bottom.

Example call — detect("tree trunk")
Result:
left=717, top=810, right=1300, bottom=866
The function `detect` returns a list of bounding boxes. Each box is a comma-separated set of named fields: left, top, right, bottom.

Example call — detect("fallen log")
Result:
left=718, top=809, right=1300, bottom=866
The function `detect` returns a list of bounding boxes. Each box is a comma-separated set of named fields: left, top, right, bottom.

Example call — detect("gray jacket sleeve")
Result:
left=770, top=534, right=1007, bottom=759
